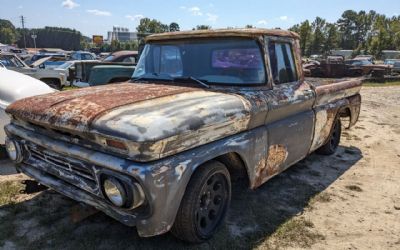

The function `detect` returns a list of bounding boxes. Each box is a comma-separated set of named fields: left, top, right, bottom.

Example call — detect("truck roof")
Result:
left=145, top=28, right=299, bottom=42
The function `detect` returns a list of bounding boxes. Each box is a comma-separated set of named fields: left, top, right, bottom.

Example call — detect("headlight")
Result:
left=101, top=175, right=145, bottom=209
left=5, top=138, right=24, bottom=163
left=103, top=177, right=127, bottom=207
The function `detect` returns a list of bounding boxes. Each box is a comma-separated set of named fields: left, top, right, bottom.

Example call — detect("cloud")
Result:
left=280, top=16, right=288, bottom=21
left=62, top=0, right=79, bottom=9
left=180, top=6, right=186, bottom=10
left=206, top=13, right=218, bottom=23
left=257, top=20, right=268, bottom=26
left=189, top=6, right=203, bottom=16
left=17, top=5, right=23, bottom=9
left=87, top=9, right=111, bottom=16
left=125, top=14, right=144, bottom=21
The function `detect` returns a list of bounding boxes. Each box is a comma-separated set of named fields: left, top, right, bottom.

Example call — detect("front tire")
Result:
left=316, top=118, right=341, bottom=155
left=171, top=160, right=231, bottom=243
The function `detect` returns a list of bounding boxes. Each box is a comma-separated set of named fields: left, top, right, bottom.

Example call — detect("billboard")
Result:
left=92, top=35, right=103, bottom=46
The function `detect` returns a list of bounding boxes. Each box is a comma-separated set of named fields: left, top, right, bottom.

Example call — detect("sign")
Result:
left=92, top=35, right=103, bottom=46
left=31, top=34, right=37, bottom=39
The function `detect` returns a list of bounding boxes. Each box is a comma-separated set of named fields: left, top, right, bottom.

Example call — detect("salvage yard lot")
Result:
left=0, top=85, right=400, bottom=249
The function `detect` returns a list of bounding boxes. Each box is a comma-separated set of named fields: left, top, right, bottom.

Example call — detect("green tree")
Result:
left=309, top=17, right=327, bottom=55
left=0, top=19, right=18, bottom=44
left=169, top=22, right=180, bottom=32
left=137, top=18, right=170, bottom=36
left=195, top=25, right=212, bottom=30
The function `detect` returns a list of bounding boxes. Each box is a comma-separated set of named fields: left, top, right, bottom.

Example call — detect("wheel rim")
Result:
left=195, top=173, right=229, bottom=236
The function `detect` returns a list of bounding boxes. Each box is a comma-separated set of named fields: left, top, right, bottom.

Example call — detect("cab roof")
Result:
left=145, top=28, right=299, bottom=42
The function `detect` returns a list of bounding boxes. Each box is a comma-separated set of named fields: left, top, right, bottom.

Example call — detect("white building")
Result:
left=107, top=26, right=138, bottom=43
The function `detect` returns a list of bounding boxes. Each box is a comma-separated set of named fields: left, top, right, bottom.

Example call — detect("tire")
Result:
left=171, top=160, right=231, bottom=243
left=42, top=79, right=61, bottom=90
left=0, top=145, right=8, bottom=160
left=316, top=118, right=341, bottom=155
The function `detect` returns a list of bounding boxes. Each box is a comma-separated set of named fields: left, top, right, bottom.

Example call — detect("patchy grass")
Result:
left=62, top=86, right=78, bottom=91
left=0, top=181, right=24, bottom=206
left=309, top=192, right=332, bottom=206
left=263, top=217, right=325, bottom=249
left=363, top=81, right=400, bottom=87
left=345, top=185, right=363, bottom=192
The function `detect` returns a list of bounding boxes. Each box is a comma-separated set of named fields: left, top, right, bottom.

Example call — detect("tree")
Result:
left=195, top=25, right=212, bottom=30
left=245, top=24, right=254, bottom=28
left=0, top=19, right=18, bottom=44
left=323, top=24, right=339, bottom=55
left=169, top=22, right=180, bottom=32
left=309, top=17, right=327, bottom=55
left=136, top=18, right=170, bottom=35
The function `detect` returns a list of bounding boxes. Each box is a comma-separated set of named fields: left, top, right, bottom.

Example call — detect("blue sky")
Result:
left=2, top=0, right=399, bottom=37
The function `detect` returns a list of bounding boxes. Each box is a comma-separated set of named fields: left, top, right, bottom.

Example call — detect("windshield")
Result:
left=132, top=39, right=266, bottom=85
left=103, top=55, right=114, bottom=61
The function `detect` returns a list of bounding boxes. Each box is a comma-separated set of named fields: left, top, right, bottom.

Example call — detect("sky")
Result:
left=1, top=0, right=399, bottom=37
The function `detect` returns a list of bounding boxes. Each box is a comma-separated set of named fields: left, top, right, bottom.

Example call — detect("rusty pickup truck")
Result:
left=4, top=29, right=362, bottom=243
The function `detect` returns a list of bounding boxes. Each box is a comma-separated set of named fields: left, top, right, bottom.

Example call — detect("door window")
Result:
left=268, top=41, right=298, bottom=84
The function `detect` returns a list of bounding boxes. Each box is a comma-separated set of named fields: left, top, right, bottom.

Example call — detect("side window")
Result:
left=122, top=56, right=136, bottom=63
left=268, top=41, right=298, bottom=84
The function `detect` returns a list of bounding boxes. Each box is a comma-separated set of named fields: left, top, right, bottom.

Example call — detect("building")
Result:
left=107, top=26, right=138, bottom=43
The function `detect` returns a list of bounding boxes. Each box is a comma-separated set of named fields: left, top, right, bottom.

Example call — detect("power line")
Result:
left=20, top=15, right=27, bottom=48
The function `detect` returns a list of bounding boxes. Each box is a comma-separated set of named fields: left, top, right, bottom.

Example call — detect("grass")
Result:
left=345, top=185, right=363, bottom=192
left=265, top=217, right=325, bottom=249
left=0, top=181, right=24, bottom=206
left=363, top=80, right=400, bottom=87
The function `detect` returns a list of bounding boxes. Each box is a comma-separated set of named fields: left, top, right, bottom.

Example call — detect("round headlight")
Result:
left=103, top=177, right=127, bottom=207
left=5, top=138, right=23, bottom=163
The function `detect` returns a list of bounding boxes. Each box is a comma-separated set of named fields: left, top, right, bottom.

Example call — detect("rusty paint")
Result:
left=253, top=144, right=288, bottom=188
left=145, top=28, right=299, bottom=42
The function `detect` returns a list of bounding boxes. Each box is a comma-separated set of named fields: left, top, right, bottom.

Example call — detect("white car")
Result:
left=0, top=53, right=68, bottom=89
left=0, top=68, right=55, bottom=150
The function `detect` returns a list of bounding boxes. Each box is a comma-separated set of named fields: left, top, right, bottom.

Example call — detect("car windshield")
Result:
left=132, top=38, right=266, bottom=85
left=103, top=55, right=115, bottom=61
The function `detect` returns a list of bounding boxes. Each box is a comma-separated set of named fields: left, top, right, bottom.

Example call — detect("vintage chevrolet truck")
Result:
left=4, top=29, right=362, bottom=243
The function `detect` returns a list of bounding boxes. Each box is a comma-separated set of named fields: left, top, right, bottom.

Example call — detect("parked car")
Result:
left=0, top=53, right=68, bottom=89
left=4, top=28, right=362, bottom=243
left=69, top=51, right=97, bottom=61
left=353, top=55, right=374, bottom=63
left=0, top=68, right=55, bottom=157
left=392, top=61, right=400, bottom=74
left=103, top=50, right=139, bottom=63
left=383, top=59, right=400, bottom=66
left=345, top=59, right=391, bottom=76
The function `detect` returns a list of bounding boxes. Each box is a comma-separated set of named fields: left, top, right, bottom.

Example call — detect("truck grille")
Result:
left=24, top=143, right=99, bottom=194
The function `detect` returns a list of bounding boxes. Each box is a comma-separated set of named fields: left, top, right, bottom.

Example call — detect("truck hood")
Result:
left=6, top=82, right=251, bottom=161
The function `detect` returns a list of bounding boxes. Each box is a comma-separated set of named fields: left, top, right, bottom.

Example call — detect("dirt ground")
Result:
left=0, top=86, right=399, bottom=250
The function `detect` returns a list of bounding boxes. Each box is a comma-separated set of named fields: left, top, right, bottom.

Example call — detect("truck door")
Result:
left=263, top=37, right=315, bottom=176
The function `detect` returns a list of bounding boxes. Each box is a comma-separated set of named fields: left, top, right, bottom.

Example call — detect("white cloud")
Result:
left=125, top=14, right=144, bottom=21
left=62, top=0, right=79, bottom=9
left=257, top=20, right=268, bottom=26
left=87, top=9, right=111, bottom=16
left=17, top=5, right=23, bottom=9
left=280, top=16, right=288, bottom=21
left=189, top=6, right=203, bottom=16
left=180, top=6, right=186, bottom=10
left=206, top=13, right=218, bottom=23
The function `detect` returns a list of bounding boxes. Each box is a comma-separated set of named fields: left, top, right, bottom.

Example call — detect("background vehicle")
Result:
left=103, top=50, right=139, bottom=63
left=392, top=61, right=400, bottom=74
left=0, top=68, right=55, bottom=157
left=4, top=29, right=362, bottom=243
left=69, top=51, right=97, bottom=61
left=0, top=53, right=68, bottom=89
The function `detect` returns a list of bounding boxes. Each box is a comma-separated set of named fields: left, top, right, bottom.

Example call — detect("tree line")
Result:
left=289, top=10, right=400, bottom=58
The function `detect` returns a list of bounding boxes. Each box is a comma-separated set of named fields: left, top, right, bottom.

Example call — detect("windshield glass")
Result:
left=132, top=39, right=266, bottom=85
left=103, top=55, right=115, bottom=61
left=57, top=61, right=73, bottom=69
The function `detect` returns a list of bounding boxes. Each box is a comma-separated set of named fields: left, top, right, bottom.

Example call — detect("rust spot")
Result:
left=6, top=83, right=199, bottom=132
left=254, top=144, right=288, bottom=188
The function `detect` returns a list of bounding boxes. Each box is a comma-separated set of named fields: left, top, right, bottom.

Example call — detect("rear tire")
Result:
left=316, top=118, right=341, bottom=155
left=171, top=160, right=231, bottom=243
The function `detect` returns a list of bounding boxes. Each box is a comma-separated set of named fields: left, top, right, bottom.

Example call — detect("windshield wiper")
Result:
left=173, top=76, right=210, bottom=89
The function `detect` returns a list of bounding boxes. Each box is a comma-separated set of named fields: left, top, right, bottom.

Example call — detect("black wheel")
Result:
left=171, top=160, right=231, bottom=243
left=42, top=79, right=61, bottom=90
left=0, top=145, right=8, bottom=159
left=317, top=118, right=341, bottom=155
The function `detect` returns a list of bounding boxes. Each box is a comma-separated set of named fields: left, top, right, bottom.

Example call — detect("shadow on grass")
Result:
left=0, top=145, right=362, bottom=250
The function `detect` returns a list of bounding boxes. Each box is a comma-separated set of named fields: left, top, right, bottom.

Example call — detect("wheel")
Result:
left=171, top=160, right=231, bottom=243
left=42, top=79, right=61, bottom=90
left=316, top=118, right=341, bottom=155
left=0, top=145, right=8, bottom=159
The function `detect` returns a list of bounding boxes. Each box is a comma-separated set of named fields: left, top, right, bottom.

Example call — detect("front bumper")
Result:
left=5, top=123, right=194, bottom=237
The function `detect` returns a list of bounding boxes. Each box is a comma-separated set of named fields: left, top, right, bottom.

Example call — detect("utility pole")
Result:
left=31, top=33, right=37, bottom=49
left=20, top=15, right=27, bottom=48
